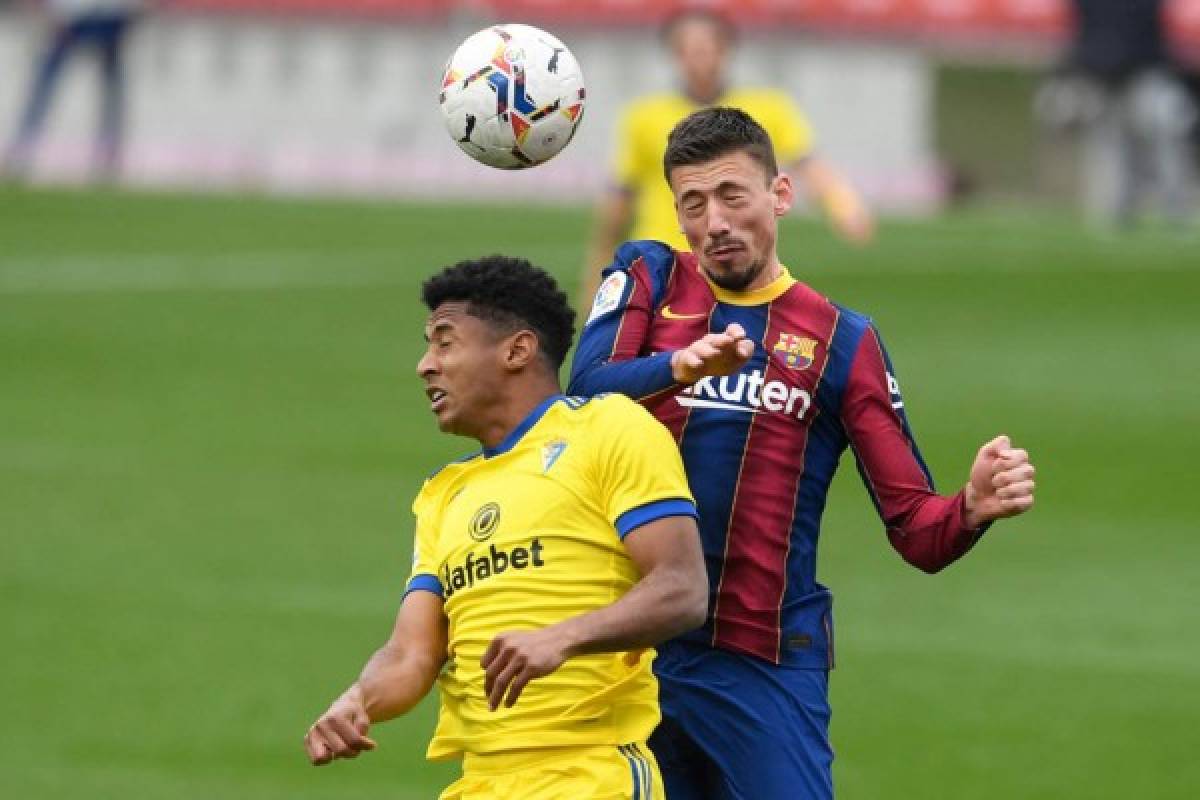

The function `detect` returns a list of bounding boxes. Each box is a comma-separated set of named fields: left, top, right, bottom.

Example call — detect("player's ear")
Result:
left=771, top=172, right=794, bottom=217
left=504, top=330, right=540, bottom=372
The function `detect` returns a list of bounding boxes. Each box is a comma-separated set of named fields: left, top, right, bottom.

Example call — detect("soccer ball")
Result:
left=439, top=24, right=586, bottom=169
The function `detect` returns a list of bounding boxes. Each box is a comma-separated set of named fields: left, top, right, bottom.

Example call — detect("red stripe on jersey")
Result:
left=640, top=253, right=714, bottom=441
left=609, top=257, right=652, bottom=363
left=711, top=284, right=839, bottom=662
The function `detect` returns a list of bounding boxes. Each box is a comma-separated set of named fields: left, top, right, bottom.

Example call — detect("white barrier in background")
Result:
left=0, top=12, right=942, bottom=210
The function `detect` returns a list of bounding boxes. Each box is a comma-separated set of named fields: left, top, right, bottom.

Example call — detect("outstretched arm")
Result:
left=480, top=514, right=706, bottom=710
left=569, top=249, right=752, bottom=399
left=843, top=325, right=1035, bottom=572
left=304, top=589, right=447, bottom=765
left=791, top=156, right=874, bottom=245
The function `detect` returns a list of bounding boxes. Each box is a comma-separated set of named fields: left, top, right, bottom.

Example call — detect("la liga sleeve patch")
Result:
left=586, top=271, right=628, bottom=325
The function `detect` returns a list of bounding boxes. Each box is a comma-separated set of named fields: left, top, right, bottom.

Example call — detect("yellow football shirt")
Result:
left=614, top=88, right=814, bottom=250
left=406, top=393, right=697, bottom=760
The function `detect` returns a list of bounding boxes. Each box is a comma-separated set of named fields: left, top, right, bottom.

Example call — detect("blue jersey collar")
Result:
left=482, top=394, right=562, bottom=459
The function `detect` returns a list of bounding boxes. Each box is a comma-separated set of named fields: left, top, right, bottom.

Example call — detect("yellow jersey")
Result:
left=614, top=88, right=814, bottom=249
left=406, top=393, right=697, bottom=760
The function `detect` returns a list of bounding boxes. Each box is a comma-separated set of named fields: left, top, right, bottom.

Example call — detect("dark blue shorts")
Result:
left=649, top=638, right=833, bottom=800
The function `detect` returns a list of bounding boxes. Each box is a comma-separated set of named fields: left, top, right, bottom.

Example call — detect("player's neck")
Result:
left=745, top=256, right=785, bottom=292
left=475, top=381, right=561, bottom=451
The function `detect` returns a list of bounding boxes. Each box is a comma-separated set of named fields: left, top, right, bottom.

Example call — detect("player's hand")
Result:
left=670, top=323, right=755, bottom=384
left=481, top=628, right=571, bottom=711
left=304, top=685, right=378, bottom=766
left=963, top=435, right=1036, bottom=529
left=831, top=204, right=875, bottom=245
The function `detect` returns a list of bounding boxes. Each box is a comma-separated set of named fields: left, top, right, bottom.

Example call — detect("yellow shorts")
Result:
left=440, top=741, right=662, bottom=800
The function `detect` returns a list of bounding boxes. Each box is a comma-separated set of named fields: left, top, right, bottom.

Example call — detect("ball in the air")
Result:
left=439, top=23, right=586, bottom=169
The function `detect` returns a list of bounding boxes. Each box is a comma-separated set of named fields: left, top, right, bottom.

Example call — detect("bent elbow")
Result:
left=909, top=557, right=947, bottom=575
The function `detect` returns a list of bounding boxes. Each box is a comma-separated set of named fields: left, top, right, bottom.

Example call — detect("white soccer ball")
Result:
left=439, top=24, right=586, bottom=169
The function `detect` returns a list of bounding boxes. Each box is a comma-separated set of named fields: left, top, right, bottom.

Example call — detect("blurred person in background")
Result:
left=2, top=0, right=145, bottom=181
left=1038, top=0, right=1197, bottom=227
left=579, top=7, right=874, bottom=306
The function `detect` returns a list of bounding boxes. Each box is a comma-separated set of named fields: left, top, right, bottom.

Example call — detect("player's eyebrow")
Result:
left=425, top=320, right=456, bottom=341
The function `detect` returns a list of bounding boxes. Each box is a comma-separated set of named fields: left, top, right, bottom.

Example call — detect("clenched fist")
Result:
left=963, top=435, right=1036, bottom=529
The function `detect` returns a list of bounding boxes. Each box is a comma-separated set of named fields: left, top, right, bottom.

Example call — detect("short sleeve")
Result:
left=405, top=489, right=444, bottom=599
left=594, top=398, right=697, bottom=539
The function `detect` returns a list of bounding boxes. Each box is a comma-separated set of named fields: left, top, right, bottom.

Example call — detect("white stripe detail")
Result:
left=674, top=396, right=758, bottom=414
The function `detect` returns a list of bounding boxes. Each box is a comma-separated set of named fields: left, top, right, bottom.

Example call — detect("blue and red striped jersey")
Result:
left=569, top=241, right=986, bottom=668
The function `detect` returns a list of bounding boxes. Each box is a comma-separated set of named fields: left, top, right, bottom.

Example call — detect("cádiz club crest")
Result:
left=772, top=333, right=818, bottom=370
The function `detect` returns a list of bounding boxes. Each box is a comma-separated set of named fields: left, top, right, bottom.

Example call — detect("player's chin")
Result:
left=430, top=407, right=456, bottom=433
left=703, top=257, right=756, bottom=289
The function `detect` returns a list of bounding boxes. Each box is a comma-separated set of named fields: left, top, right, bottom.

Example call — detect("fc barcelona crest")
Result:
left=772, top=333, right=818, bottom=370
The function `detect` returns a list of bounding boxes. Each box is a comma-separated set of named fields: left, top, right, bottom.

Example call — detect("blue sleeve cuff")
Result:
left=637, top=351, right=679, bottom=400
left=404, top=573, right=444, bottom=599
left=615, top=498, right=698, bottom=539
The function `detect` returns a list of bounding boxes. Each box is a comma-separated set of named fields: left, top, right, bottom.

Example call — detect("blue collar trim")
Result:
left=483, top=394, right=562, bottom=459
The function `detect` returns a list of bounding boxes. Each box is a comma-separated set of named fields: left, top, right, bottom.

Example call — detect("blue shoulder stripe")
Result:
left=822, top=304, right=872, bottom=414
left=612, top=239, right=677, bottom=308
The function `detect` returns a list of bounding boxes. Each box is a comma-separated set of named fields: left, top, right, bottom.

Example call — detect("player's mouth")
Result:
left=706, top=241, right=744, bottom=259
left=425, top=386, right=449, bottom=413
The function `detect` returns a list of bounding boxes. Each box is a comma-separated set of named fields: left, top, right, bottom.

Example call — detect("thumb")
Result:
left=980, top=434, right=1010, bottom=460
left=354, top=710, right=378, bottom=749
left=725, top=322, right=746, bottom=339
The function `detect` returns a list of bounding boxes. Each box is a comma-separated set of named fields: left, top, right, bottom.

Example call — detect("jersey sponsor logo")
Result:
left=660, top=304, right=708, bottom=321
left=586, top=272, right=627, bottom=324
left=440, top=539, right=546, bottom=598
left=887, top=372, right=904, bottom=410
left=676, top=368, right=812, bottom=419
left=541, top=438, right=568, bottom=473
left=468, top=502, right=501, bottom=542
left=772, top=332, right=818, bottom=370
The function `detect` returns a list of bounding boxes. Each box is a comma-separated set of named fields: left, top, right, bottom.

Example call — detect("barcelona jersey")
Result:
left=405, top=393, right=697, bottom=759
left=570, top=242, right=985, bottom=668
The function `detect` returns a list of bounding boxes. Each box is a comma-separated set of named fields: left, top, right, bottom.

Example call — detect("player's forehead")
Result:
left=671, top=151, right=766, bottom=196
left=668, top=15, right=729, bottom=50
left=425, top=302, right=476, bottom=337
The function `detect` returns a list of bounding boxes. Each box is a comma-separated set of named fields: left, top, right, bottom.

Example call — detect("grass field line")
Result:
left=1, top=244, right=1194, bottom=294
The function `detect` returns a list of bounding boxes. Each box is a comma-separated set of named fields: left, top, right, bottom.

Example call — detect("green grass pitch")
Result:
left=1, top=187, right=1197, bottom=798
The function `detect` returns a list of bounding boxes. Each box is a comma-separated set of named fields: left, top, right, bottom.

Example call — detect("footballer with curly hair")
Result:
left=305, top=255, right=708, bottom=800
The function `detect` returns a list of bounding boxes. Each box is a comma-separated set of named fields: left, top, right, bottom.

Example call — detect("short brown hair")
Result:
left=663, top=106, right=779, bottom=185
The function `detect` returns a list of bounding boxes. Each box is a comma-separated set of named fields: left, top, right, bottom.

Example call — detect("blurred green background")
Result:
left=2, top=187, right=1197, bottom=798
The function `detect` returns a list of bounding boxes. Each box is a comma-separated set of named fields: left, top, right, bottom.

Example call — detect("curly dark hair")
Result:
left=663, top=106, right=778, bottom=185
left=421, top=255, right=576, bottom=370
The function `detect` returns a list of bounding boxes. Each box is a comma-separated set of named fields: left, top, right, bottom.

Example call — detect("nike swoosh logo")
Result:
left=660, top=305, right=708, bottom=320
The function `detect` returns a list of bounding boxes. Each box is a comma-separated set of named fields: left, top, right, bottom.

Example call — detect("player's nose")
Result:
left=705, top=206, right=731, bottom=237
left=415, top=348, right=437, bottom=378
